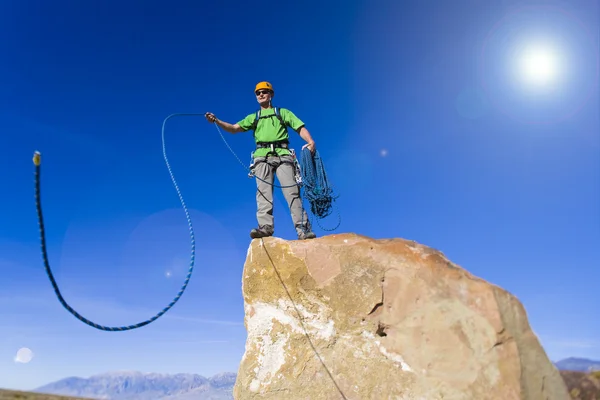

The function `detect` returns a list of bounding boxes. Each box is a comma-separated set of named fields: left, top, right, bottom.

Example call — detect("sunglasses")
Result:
left=255, top=90, right=271, bottom=96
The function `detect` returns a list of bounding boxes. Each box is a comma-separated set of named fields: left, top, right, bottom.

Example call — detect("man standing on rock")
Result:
left=205, top=81, right=317, bottom=240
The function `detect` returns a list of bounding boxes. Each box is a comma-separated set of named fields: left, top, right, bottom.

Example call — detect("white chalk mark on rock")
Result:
left=244, top=299, right=336, bottom=391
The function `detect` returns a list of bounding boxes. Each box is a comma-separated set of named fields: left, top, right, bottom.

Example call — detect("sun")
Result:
left=515, top=43, right=562, bottom=88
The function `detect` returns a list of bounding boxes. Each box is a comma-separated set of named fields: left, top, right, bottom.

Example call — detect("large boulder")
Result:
left=233, top=233, right=569, bottom=400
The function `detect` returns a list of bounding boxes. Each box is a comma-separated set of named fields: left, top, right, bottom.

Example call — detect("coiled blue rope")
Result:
left=299, top=147, right=340, bottom=231
left=31, top=113, right=198, bottom=331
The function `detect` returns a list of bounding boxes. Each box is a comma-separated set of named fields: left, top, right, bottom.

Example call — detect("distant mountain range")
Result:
left=29, top=357, right=600, bottom=399
left=555, top=357, right=600, bottom=372
left=33, top=371, right=236, bottom=400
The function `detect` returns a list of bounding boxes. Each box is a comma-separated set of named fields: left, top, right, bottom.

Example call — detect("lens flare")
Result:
left=517, top=44, right=560, bottom=87
left=479, top=5, right=599, bottom=124
left=14, top=347, right=33, bottom=364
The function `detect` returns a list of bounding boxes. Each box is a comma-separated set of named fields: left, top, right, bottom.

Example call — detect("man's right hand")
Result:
left=205, top=112, right=217, bottom=123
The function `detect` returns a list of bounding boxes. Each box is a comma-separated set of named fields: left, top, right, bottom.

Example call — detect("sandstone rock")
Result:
left=233, top=233, right=570, bottom=400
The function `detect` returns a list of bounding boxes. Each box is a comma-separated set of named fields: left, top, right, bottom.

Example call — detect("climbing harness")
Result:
left=31, top=113, right=200, bottom=331
left=247, top=139, right=292, bottom=178
left=256, top=139, right=290, bottom=152
left=247, top=142, right=299, bottom=181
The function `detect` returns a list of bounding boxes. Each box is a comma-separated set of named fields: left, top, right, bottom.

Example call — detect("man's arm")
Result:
left=281, top=109, right=316, bottom=153
left=205, top=112, right=245, bottom=134
left=216, top=119, right=245, bottom=134
left=298, top=126, right=316, bottom=153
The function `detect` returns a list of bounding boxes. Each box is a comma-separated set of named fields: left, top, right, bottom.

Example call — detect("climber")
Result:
left=205, top=81, right=317, bottom=240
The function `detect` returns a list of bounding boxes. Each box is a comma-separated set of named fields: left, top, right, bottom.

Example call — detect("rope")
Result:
left=299, top=147, right=340, bottom=225
left=32, top=112, right=339, bottom=331
left=31, top=113, right=199, bottom=331
left=259, top=237, right=348, bottom=399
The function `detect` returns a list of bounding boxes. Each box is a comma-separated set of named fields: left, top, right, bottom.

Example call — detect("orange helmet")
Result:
left=255, top=81, right=274, bottom=94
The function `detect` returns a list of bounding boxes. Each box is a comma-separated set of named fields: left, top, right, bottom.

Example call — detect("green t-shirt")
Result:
left=237, top=107, right=305, bottom=157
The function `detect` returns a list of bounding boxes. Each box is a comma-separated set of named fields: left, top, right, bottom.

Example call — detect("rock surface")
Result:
left=233, top=233, right=570, bottom=400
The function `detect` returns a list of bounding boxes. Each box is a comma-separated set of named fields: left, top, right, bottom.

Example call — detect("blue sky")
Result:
left=1, top=0, right=599, bottom=391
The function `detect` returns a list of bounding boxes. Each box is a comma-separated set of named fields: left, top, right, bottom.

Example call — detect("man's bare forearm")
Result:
left=215, top=118, right=244, bottom=134
left=205, top=112, right=244, bottom=134
left=298, top=126, right=315, bottom=144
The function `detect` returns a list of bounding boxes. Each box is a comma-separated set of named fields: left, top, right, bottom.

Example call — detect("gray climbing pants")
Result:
left=252, top=154, right=310, bottom=233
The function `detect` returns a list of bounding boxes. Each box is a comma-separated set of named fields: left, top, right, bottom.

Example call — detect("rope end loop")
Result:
left=33, top=151, right=41, bottom=166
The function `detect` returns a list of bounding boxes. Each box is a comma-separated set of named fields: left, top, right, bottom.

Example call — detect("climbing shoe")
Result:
left=250, top=225, right=274, bottom=239
left=297, top=230, right=317, bottom=240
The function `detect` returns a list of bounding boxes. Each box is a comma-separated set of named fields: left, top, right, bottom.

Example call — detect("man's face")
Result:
left=255, top=89, right=273, bottom=105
